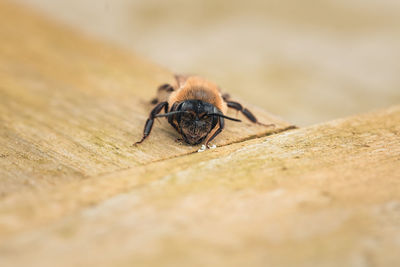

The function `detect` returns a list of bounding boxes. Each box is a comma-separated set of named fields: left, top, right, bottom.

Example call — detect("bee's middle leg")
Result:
left=226, top=100, right=274, bottom=127
left=150, top=83, right=174, bottom=105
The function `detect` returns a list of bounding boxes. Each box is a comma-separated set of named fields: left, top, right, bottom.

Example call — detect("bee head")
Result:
left=177, top=100, right=217, bottom=145
left=155, top=100, right=241, bottom=145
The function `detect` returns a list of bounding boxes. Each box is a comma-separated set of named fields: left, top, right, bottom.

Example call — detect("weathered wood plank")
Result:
left=1, top=106, right=399, bottom=267
left=0, top=1, right=290, bottom=196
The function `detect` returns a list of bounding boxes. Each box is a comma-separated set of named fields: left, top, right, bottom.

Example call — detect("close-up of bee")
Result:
left=134, top=75, right=274, bottom=151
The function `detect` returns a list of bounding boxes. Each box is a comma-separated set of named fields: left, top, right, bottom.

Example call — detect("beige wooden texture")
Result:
left=0, top=1, right=291, bottom=198
left=1, top=105, right=399, bottom=267
left=1, top=2, right=400, bottom=267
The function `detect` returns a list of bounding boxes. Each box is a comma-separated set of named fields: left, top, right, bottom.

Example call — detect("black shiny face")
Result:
left=177, top=100, right=219, bottom=145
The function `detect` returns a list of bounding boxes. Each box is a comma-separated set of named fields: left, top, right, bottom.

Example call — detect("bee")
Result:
left=134, top=75, right=274, bottom=150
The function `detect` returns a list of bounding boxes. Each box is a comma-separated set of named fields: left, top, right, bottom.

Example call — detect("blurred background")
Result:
left=14, top=0, right=400, bottom=126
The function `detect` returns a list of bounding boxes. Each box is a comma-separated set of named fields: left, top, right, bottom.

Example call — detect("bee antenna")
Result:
left=154, top=111, right=189, bottom=118
left=208, top=113, right=241, bottom=122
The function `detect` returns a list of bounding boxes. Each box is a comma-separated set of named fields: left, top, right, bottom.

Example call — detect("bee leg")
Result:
left=158, top=83, right=174, bottom=93
left=222, top=93, right=231, bottom=101
left=150, top=84, right=174, bottom=105
left=226, top=101, right=275, bottom=127
left=134, top=101, right=169, bottom=145
left=204, top=117, right=225, bottom=148
left=222, top=93, right=239, bottom=116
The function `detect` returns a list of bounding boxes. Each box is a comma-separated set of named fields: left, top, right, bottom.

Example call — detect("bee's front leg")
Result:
left=134, top=101, right=169, bottom=145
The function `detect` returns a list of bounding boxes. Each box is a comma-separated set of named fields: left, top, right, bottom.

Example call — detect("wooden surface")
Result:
left=1, top=105, right=400, bottom=267
left=0, top=1, right=290, bottom=198
left=1, top=2, right=400, bottom=267
left=15, top=0, right=400, bottom=126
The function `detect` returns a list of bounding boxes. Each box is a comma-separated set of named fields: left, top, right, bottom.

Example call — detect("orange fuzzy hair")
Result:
left=168, top=76, right=227, bottom=114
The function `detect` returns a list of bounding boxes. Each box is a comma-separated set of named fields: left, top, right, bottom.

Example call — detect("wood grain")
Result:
left=0, top=1, right=291, bottom=197
left=1, top=106, right=399, bottom=267
left=2, top=2, right=399, bottom=267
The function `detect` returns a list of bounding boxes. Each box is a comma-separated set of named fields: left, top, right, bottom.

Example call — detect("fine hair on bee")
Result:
left=134, top=75, right=274, bottom=149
